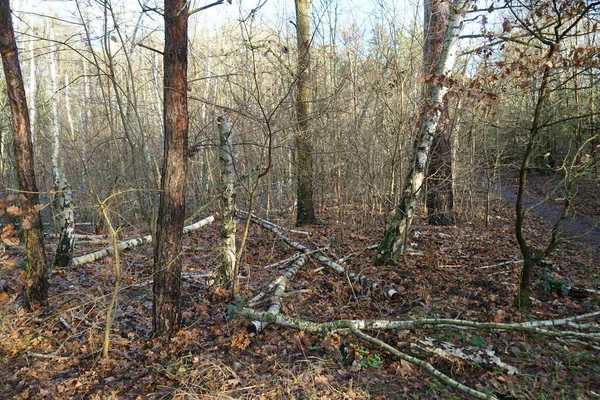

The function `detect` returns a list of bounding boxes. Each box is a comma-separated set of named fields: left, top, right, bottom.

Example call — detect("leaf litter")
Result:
left=0, top=181, right=599, bottom=399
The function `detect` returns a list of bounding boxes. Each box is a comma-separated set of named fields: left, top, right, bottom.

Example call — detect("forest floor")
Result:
left=0, top=172, right=599, bottom=400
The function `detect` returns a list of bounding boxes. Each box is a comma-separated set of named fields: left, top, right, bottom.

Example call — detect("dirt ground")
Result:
left=0, top=173, right=599, bottom=399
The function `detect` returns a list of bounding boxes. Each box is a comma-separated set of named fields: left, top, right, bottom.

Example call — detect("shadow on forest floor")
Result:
left=494, top=171, right=600, bottom=260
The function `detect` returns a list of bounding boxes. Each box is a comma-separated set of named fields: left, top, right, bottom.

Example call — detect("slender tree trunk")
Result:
left=153, top=0, right=189, bottom=338
left=294, top=0, right=317, bottom=226
left=0, top=0, right=48, bottom=308
left=374, top=0, right=471, bottom=266
left=79, top=62, right=90, bottom=190
left=28, top=32, right=35, bottom=146
left=515, top=46, right=555, bottom=310
left=424, top=0, right=455, bottom=226
left=152, top=52, right=164, bottom=143
left=217, top=115, right=237, bottom=290
left=49, top=35, right=75, bottom=269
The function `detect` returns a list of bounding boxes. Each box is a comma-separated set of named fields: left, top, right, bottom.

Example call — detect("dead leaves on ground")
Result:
left=0, top=192, right=599, bottom=399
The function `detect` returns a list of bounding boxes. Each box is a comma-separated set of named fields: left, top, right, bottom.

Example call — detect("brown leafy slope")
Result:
left=0, top=187, right=598, bottom=399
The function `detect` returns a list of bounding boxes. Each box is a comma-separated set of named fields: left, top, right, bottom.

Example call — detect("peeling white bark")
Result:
left=72, top=215, right=214, bottom=266
left=375, top=0, right=472, bottom=264
left=49, top=31, right=75, bottom=269
left=218, top=115, right=236, bottom=288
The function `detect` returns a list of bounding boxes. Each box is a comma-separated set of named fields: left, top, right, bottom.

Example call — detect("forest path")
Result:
left=493, top=174, right=600, bottom=261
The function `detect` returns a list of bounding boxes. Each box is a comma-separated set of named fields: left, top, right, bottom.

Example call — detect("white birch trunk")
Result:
left=64, top=73, right=76, bottom=139
left=49, top=32, right=75, bottom=269
left=79, top=62, right=90, bottom=189
left=374, top=0, right=472, bottom=265
left=218, top=115, right=237, bottom=289
left=248, top=255, right=307, bottom=334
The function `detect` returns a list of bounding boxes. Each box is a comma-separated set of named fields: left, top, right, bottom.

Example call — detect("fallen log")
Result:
left=411, top=336, right=518, bottom=375
left=72, top=215, right=215, bottom=266
left=237, top=210, right=396, bottom=297
left=240, top=308, right=600, bottom=340
left=248, top=255, right=307, bottom=334
left=241, top=308, right=600, bottom=400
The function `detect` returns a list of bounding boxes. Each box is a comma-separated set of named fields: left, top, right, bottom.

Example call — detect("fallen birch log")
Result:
left=237, top=210, right=396, bottom=297
left=241, top=308, right=600, bottom=400
left=72, top=215, right=215, bottom=266
left=241, top=307, right=498, bottom=400
left=411, top=336, right=519, bottom=375
left=240, top=308, right=600, bottom=340
left=248, top=255, right=307, bottom=333
left=350, top=327, right=497, bottom=400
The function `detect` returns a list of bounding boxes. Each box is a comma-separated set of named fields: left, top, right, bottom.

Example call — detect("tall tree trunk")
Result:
left=374, top=0, right=471, bottom=266
left=217, top=115, right=236, bottom=290
left=0, top=0, right=48, bottom=308
left=294, top=0, right=317, bottom=226
left=424, top=0, right=455, bottom=226
left=28, top=31, right=35, bottom=146
left=49, top=35, right=75, bottom=269
left=153, top=0, right=189, bottom=338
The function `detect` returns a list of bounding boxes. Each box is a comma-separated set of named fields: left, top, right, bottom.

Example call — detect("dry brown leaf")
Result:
left=6, top=205, right=22, bottom=216
left=398, top=359, right=415, bottom=377
left=2, top=224, right=15, bottom=238
left=2, top=237, right=19, bottom=246
left=22, top=217, right=32, bottom=230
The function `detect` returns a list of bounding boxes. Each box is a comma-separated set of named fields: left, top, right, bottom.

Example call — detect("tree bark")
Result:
left=0, top=0, right=48, bottom=309
left=217, top=115, right=236, bottom=290
left=49, top=34, right=75, bottom=269
left=374, top=0, right=471, bottom=266
left=153, top=0, right=189, bottom=338
left=515, top=45, right=556, bottom=310
left=294, top=0, right=317, bottom=226
left=424, top=0, right=456, bottom=226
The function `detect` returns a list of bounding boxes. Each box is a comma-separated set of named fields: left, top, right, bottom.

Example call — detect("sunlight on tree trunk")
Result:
left=153, top=0, right=189, bottom=338
left=49, top=32, right=75, bottom=269
left=424, top=0, right=456, bottom=227
left=217, top=115, right=237, bottom=291
left=0, top=0, right=48, bottom=309
left=374, top=0, right=471, bottom=266
left=295, top=0, right=317, bottom=226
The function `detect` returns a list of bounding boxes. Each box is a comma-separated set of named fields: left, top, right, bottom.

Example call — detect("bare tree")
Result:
left=294, top=0, right=317, bottom=226
left=424, top=0, right=455, bottom=226
left=0, top=0, right=48, bottom=308
left=49, top=31, right=75, bottom=269
left=153, top=0, right=190, bottom=338
left=217, top=115, right=236, bottom=290
left=374, top=0, right=471, bottom=265
left=505, top=0, right=600, bottom=309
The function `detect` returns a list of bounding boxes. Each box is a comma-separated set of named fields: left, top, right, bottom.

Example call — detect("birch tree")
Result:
left=424, top=0, right=456, bottom=226
left=217, top=115, right=236, bottom=290
left=0, top=0, right=48, bottom=308
left=374, top=0, right=472, bottom=265
left=49, top=32, right=75, bottom=269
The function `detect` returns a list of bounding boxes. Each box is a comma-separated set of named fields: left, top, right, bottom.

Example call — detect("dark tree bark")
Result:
left=294, top=0, right=317, bottom=226
left=424, top=0, right=455, bottom=226
left=0, top=0, right=48, bottom=309
left=153, top=0, right=189, bottom=338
